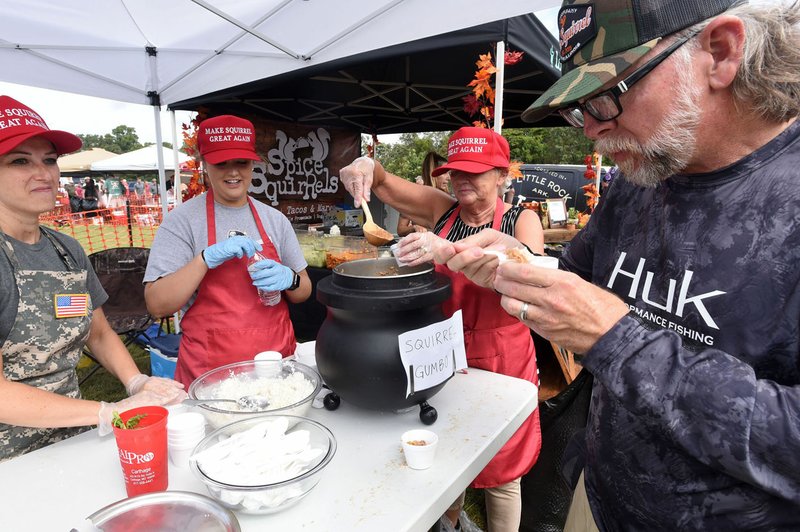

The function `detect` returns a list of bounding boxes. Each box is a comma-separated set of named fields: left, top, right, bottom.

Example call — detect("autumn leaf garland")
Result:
left=582, top=154, right=600, bottom=213
left=463, top=49, right=524, bottom=129
left=463, top=49, right=525, bottom=181
left=181, top=109, right=209, bottom=201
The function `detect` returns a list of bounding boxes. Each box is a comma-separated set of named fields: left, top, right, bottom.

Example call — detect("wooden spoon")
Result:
left=361, top=196, right=394, bottom=246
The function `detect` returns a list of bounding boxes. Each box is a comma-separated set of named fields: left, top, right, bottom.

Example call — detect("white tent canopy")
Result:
left=90, top=145, right=189, bottom=172
left=0, top=0, right=560, bottom=212
left=0, top=0, right=558, bottom=108
left=58, top=147, right=118, bottom=173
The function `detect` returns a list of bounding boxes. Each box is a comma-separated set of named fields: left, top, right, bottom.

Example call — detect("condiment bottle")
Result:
left=247, top=242, right=281, bottom=306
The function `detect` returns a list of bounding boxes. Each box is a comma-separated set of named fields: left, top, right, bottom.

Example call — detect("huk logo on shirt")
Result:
left=559, top=5, right=596, bottom=61
left=607, top=252, right=725, bottom=329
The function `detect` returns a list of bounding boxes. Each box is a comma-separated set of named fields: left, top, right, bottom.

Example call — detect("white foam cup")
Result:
left=254, top=351, right=283, bottom=377
left=401, top=429, right=438, bottom=470
left=530, top=255, right=559, bottom=269
left=168, top=412, right=206, bottom=443
left=169, top=441, right=199, bottom=468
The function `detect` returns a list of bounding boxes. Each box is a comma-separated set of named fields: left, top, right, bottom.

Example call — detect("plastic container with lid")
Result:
left=294, top=229, right=326, bottom=268
left=323, top=235, right=376, bottom=269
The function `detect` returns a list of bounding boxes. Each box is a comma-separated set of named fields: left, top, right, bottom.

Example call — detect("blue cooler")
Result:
left=146, top=331, right=181, bottom=379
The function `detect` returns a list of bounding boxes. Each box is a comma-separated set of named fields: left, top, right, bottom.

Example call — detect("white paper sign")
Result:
left=398, top=310, right=467, bottom=398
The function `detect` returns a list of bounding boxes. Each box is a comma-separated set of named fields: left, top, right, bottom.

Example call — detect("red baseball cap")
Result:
left=0, top=95, right=82, bottom=157
left=197, top=114, right=261, bottom=164
left=431, top=126, right=510, bottom=177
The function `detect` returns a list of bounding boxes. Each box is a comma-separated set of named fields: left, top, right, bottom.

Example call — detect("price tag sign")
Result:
left=398, top=311, right=467, bottom=398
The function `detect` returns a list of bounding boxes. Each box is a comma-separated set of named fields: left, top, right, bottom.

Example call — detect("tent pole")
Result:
left=153, top=105, right=168, bottom=216
left=493, top=40, right=505, bottom=134
left=170, top=109, right=182, bottom=205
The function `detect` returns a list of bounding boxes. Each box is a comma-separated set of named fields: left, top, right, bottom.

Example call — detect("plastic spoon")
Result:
left=361, top=195, right=394, bottom=246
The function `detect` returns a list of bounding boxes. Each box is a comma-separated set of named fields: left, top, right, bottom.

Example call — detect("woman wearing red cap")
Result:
left=340, top=126, right=543, bottom=532
left=0, top=96, right=186, bottom=461
left=144, top=114, right=311, bottom=387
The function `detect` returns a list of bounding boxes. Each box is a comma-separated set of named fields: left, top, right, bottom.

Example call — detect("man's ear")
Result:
left=699, top=15, right=746, bottom=90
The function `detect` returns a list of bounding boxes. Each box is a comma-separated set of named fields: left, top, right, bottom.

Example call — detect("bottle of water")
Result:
left=247, top=247, right=281, bottom=306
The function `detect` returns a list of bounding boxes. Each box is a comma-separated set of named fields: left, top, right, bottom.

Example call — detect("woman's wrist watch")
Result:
left=287, top=271, right=301, bottom=291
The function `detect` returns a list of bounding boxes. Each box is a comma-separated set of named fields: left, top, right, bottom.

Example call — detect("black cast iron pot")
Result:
left=315, top=257, right=451, bottom=424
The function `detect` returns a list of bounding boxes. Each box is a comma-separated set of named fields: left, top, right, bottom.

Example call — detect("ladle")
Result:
left=183, top=395, right=271, bottom=411
left=360, top=195, right=394, bottom=246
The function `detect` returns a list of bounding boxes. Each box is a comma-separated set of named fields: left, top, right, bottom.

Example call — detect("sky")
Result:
left=0, top=7, right=555, bottom=146
left=0, top=81, right=196, bottom=146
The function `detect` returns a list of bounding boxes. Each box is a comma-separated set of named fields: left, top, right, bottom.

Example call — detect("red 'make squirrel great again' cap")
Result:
left=197, top=114, right=261, bottom=164
left=431, top=127, right=510, bottom=177
left=0, top=95, right=82, bottom=156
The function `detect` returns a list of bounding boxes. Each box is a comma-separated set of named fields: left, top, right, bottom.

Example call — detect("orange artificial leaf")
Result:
left=472, top=121, right=488, bottom=128
left=508, top=161, right=522, bottom=179
left=476, top=52, right=494, bottom=70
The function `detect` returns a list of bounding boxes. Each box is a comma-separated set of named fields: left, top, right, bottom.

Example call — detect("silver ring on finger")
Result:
left=519, top=302, right=529, bottom=322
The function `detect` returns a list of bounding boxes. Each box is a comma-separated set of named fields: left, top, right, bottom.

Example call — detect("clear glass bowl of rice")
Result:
left=190, top=414, right=336, bottom=514
left=188, top=360, right=322, bottom=429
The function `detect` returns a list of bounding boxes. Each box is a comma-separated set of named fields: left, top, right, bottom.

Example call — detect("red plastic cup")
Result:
left=112, top=405, right=169, bottom=497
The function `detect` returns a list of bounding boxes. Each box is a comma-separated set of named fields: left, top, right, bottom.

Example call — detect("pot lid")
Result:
left=84, top=491, right=240, bottom=532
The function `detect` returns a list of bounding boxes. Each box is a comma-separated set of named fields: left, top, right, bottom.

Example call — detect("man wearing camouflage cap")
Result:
left=433, top=0, right=800, bottom=529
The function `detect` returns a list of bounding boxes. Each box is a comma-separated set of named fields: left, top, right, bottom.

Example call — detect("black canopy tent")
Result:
left=170, top=13, right=564, bottom=133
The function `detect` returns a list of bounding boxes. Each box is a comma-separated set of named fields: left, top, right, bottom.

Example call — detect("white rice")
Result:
left=209, top=372, right=314, bottom=411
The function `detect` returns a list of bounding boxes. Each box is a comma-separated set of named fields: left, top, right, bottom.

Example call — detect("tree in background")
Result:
left=365, top=127, right=595, bottom=180
left=363, top=132, right=449, bottom=181
left=77, top=125, right=144, bottom=153
left=504, top=127, right=596, bottom=165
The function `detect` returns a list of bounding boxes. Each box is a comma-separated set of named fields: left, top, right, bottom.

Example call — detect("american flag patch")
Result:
left=54, top=294, right=89, bottom=318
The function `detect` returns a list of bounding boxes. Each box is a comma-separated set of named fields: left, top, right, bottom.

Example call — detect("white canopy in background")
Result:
left=58, top=147, right=118, bottom=173
left=0, top=0, right=560, bottom=211
left=0, top=0, right=559, bottom=107
left=90, top=145, right=190, bottom=172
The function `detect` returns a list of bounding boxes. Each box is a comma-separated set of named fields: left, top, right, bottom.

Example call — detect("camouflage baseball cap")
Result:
left=522, top=0, right=739, bottom=123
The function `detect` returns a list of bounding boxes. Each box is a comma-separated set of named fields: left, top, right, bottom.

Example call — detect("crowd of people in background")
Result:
left=58, top=174, right=179, bottom=213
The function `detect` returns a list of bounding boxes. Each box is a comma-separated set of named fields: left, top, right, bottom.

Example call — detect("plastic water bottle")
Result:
left=247, top=248, right=281, bottom=306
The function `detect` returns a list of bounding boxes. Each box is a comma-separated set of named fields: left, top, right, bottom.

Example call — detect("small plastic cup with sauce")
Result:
left=401, top=429, right=438, bottom=470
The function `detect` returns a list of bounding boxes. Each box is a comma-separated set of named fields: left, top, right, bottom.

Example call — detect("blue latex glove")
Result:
left=203, top=236, right=261, bottom=269
left=249, top=259, right=295, bottom=291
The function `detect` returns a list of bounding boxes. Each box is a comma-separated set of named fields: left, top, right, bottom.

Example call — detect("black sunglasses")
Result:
left=559, top=33, right=696, bottom=128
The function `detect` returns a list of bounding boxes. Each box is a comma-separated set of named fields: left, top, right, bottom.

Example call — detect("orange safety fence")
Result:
left=39, top=199, right=174, bottom=254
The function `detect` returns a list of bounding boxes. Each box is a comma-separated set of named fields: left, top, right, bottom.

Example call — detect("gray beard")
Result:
left=594, top=66, right=701, bottom=188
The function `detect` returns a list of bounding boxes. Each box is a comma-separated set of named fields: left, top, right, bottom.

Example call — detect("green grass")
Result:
left=77, top=342, right=151, bottom=402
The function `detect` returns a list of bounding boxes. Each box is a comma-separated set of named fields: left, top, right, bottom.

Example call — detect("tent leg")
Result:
left=493, top=40, right=505, bottom=134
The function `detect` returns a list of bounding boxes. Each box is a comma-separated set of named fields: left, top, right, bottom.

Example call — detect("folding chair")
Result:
left=80, top=247, right=154, bottom=385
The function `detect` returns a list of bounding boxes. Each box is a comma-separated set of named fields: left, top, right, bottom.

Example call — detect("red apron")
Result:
left=436, top=197, right=541, bottom=488
left=173, top=191, right=297, bottom=388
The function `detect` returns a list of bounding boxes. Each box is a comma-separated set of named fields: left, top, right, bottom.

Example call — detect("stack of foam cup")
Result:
left=167, top=412, right=206, bottom=468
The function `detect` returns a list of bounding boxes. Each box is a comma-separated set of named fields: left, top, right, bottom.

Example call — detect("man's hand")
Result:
left=494, top=262, right=629, bottom=354
left=441, top=229, right=523, bottom=288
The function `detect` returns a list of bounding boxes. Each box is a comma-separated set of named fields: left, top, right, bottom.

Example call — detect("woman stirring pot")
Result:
left=340, top=127, right=543, bottom=532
